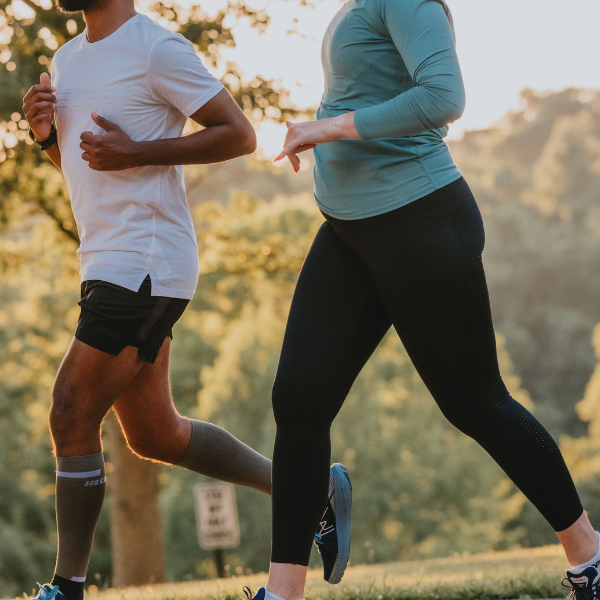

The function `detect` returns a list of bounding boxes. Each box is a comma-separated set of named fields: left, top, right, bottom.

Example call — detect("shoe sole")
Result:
left=328, top=463, right=352, bottom=584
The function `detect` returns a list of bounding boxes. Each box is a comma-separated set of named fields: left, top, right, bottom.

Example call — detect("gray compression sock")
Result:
left=176, top=420, right=271, bottom=495
left=54, top=453, right=106, bottom=581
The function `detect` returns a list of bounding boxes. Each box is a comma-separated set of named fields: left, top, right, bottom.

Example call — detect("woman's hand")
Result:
left=275, top=112, right=360, bottom=172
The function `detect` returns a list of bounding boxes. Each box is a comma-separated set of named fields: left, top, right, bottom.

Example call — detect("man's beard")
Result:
left=54, top=0, right=99, bottom=13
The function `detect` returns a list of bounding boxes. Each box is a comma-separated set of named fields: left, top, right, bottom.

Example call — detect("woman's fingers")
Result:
left=275, top=136, right=312, bottom=162
left=275, top=122, right=319, bottom=168
left=296, top=143, right=318, bottom=153
left=287, top=152, right=301, bottom=172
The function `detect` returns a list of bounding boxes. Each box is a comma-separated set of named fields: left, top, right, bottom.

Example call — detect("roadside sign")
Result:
left=194, top=482, right=240, bottom=550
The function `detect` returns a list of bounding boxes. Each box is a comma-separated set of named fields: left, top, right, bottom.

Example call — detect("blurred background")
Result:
left=2, top=0, right=600, bottom=596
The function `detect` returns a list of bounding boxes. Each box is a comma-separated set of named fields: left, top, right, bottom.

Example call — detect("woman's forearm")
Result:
left=329, top=112, right=361, bottom=140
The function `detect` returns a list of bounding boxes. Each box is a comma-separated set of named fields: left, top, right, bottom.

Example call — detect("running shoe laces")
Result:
left=243, top=587, right=265, bottom=600
left=563, top=566, right=600, bottom=600
left=314, top=463, right=352, bottom=584
left=314, top=503, right=336, bottom=546
left=34, top=584, right=64, bottom=600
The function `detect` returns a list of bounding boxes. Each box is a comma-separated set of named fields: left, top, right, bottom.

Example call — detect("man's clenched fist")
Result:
left=23, top=72, right=57, bottom=142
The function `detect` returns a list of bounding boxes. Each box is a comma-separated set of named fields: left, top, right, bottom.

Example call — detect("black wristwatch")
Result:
left=29, top=123, right=57, bottom=151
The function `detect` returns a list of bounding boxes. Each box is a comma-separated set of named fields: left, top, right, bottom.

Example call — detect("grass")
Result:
left=87, top=545, right=569, bottom=600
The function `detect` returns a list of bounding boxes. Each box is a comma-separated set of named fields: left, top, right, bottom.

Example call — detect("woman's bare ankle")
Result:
left=266, top=563, right=308, bottom=600
left=557, top=511, right=599, bottom=567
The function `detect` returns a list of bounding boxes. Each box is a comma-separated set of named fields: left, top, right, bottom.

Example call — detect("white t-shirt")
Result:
left=52, top=14, right=224, bottom=299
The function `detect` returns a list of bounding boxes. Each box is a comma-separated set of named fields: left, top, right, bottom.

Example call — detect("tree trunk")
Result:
left=104, top=411, right=166, bottom=587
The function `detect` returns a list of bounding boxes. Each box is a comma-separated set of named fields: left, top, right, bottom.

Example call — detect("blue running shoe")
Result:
left=32, top=585, right=65, bottom=600
left=314, top=463, right=352, bottom=584
left=243, top=586, right=265, bottom=600
left=563, top=566, right=600, bottom=599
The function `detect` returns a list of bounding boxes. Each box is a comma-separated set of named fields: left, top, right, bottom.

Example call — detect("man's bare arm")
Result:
left=42, top=142, right=61, bottom=169
left=23, top=73, right=61, bottom=169
left=79, top=89, right=256, bottom=171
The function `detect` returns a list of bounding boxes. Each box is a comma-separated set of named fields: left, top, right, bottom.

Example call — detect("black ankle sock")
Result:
left=51, top=575, right=84, bottom=600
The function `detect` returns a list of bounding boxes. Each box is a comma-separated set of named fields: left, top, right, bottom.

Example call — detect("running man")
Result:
left=22, top=0, right=349, bottom=597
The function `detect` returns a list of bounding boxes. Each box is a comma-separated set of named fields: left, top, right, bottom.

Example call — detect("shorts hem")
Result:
left=74, top=330, right=126, bottom=358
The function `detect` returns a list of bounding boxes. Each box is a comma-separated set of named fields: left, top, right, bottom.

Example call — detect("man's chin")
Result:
left=54, top=0, right=98, bottom=13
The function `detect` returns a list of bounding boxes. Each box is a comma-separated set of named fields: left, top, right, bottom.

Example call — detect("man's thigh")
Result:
left=113, top=338, right=178, bottom=430
left=53, top=337, right=145, bottom=424
left=112, top=338, right=190, bottom=463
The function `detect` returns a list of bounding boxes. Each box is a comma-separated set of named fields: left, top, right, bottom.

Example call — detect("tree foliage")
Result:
left=0, top=219, right=113, bottom=597
left=450, top=88, right=600, bottom=437
left=561, top=323, right=600, bottom=531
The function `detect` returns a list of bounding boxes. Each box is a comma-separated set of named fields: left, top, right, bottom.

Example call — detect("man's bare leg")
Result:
left=113, top=337, right=272, bottom=493
left=49, top=339, right=145, bottom=600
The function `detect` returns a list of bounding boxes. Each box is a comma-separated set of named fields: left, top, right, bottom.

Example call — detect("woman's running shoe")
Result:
left=32, top=585, right=65, bottom=600
left=314, top=463, right=352, bottom=584
left=243, top=587, right=263, bottom=600
left=563, top=566, right=600, bottom=599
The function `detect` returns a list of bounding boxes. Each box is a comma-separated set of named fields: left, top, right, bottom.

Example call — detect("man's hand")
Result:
left=23, top=72, right=57, bottom=142
left=80, top=113, right=139, bottom=171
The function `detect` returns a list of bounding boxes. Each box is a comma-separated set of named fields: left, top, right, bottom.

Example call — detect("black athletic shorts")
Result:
left=75, top=275, right=189, bottom=364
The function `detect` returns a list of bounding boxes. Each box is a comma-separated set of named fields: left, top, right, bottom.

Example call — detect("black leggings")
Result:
left=270, top=177, right=583, bottom=565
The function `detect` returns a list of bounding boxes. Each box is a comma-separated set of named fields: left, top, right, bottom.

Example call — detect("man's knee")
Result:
left=122, top=416, right=189, bottom=464
left=125, top=432, right=165, bottom=462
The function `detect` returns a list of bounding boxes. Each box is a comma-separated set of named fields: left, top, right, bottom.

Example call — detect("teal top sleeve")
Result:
left=353, top=0, right=466, bottom=141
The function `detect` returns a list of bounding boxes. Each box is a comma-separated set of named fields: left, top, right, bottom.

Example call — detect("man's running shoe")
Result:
left=314, top=463, right=352, bottom=584
left=32, top=584, right=65, bottom=600
left=563, top=566, right=600, bottom=599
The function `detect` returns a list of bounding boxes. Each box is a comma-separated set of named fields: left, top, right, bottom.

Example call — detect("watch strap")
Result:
left=29, top=124, right=57, bottom=151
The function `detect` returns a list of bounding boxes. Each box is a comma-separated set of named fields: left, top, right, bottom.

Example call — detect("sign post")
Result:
left=194, top=483, right=240, bottom=578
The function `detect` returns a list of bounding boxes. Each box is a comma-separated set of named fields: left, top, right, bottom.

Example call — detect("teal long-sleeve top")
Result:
left=314, top=0, right=466, bottom=220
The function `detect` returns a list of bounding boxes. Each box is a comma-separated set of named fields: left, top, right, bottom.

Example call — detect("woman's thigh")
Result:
left=325, top=178, right=502, bottom=416
left=272, top=221, right=391, bottom=427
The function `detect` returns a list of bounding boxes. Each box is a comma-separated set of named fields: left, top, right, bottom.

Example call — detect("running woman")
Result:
left=243, top=2, right=600, bottom=600
left=21, top=0, right=349, bottom=597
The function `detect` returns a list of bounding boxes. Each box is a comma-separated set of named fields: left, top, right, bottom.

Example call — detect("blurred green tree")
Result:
left=0, top=219, right=114, bottom=597
left=450, top=88, right=600, bottom=438
left=561, top=323, right=600, bottom=532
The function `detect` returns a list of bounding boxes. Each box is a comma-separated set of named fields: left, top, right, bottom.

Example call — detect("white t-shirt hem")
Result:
left=150, top=282, right=197, bottom=300
left=80, top=270, right=196, bottom=300
left=81, top=271, right=149, bottom=293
